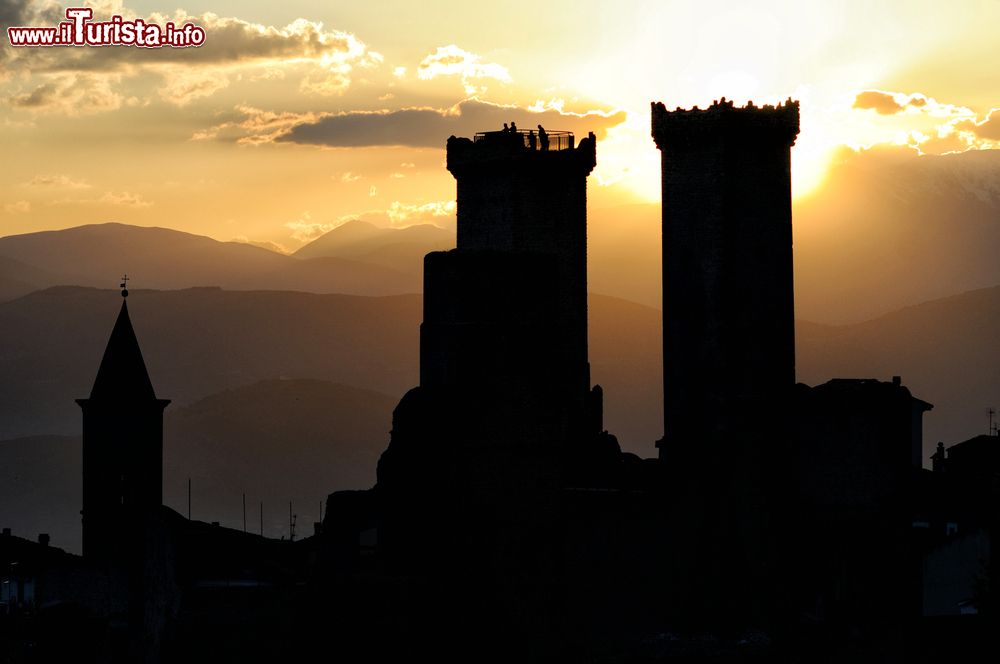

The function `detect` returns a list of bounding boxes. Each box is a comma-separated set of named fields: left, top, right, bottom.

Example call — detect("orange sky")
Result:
left=2, top=0, right=1000, bottom=251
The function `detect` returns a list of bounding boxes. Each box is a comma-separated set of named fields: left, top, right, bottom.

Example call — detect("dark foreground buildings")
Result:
left=3, top=103, right=997, bottom=663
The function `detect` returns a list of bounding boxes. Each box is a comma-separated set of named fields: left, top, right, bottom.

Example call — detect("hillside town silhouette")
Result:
left=1, top=98, right=997, bottom=663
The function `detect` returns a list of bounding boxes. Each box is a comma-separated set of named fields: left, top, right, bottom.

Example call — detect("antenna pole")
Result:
left=990, top=408, right=995, bottom=436
left=259, top=502, right=263, bottom=537
left=242, top=493, right=247, bottom=533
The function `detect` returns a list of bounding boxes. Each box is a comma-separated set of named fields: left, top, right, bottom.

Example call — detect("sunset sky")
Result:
left=3, top=0, right=1000, bottom=252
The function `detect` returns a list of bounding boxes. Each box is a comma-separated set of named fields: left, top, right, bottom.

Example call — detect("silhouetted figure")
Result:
left=537, top=124, right=549, bottom=151
left=528, top=130, right=536, bottom=150
left=503, top=122, right=509, bottom=133
left=510, top=121, right=518, bottom=133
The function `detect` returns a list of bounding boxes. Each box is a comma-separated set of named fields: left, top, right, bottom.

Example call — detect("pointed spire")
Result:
left=89, top=299, right=157, bottom=400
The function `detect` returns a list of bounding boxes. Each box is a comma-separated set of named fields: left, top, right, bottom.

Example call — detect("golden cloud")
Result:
left=851, top=89, right=999, bottom=156
left=958, top=109, right=1000, bottom=141
left=23, top=174, right=91, bottom=189
left=853, top=90, right=905, bottom=115
left=98, top=191, right=153, bottom=207
left=386, top=200, right=456, bottom=227
left=285, top=211, right=335, bottom=243
left=417, top=45, right=511, bottom=94
left=4, top=200, right=32, bottom=214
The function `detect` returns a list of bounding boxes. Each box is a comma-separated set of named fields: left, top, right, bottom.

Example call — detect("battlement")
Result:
left=447, top=129, right=596, bottom=176
left=651, top=97, right=800, bottom=149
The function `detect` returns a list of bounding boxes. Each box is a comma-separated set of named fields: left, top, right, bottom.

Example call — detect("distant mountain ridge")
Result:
left=3, top=282, right=1000, bottom=554
left=3, top=283, right=999, bottom=459
left=0, top=286, right=423, bottom=440
left=293, top=220, right=455, bottom=283
left=5, top=145, right=1000, bottom=325
left=0, top=286, right=660, bottom=451
left=293, top=219, right=454, bottom=263
left=0, top=222, right=428, bottom=300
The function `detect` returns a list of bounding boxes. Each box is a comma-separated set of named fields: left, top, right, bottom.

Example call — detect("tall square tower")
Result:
left=652, top=98, right=799, bottom=456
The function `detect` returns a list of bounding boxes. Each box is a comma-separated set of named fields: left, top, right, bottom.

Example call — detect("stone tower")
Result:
left=420, top=129, right=598, bottom=438
left=651, top=98, right=800, bottom=457
left=77, top=290, right=169, bottom=561
left=375, top=128, right=602, bottom=573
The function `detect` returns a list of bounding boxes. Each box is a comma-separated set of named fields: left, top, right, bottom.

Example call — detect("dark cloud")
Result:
left=853, top=90, right=904, bottom=115
left=278, top=100, right=627, bottom=148
left=7, top=72, right=125, bottom=114
left=1, top=0, right=63, bottom=65
left=9, top=81, right=57, bottom=108
left=0, top=0, right=61, bottom=28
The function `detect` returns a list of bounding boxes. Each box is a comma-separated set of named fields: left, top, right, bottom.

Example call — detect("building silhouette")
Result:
left=374, top=129, right=607, bottom=576
left=649, top=98, right=802, bottom=629
left=76, top=290, right=170, bottom=562
left=5, top=105, right=995, bottom=663
left=918, top=432, right=999, bottom=618
left=652, top=97, right=799, bottom=455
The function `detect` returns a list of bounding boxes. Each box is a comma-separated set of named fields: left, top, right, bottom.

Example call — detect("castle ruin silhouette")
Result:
left=12, top=99, right=993, bottom=663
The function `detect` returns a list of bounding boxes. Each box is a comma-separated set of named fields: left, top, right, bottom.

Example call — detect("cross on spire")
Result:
left=120, top=274, right=129, bottom=298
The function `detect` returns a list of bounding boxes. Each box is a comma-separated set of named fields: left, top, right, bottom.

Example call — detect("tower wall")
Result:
left=375, top=131, right=601, bottom=574
left=652, top=99, right=799, bottom=453
left=78, top=401, right=168, bottom=561
left=432, top=133, right=598, bottom=439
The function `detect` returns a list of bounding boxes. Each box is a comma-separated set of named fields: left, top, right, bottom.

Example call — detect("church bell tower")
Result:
left=77, top=281, right=170, bottom=561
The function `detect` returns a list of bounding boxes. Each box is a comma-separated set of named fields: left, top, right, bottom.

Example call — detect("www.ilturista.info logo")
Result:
left=7, top=8, right=205, bottom=48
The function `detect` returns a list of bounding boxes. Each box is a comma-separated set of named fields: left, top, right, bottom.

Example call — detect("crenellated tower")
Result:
left=652, top=98, right=800, bottom=456
left=375, top=128, right=602, bottom=573
left=421, top=129, right=598, bottom=440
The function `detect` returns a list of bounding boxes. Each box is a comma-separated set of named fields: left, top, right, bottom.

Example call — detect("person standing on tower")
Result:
left=537, top=125, right=549, bottom=151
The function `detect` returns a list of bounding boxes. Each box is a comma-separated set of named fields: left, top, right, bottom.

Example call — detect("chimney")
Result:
left=2, top=527, right=10, bottom=537
left=892, top=375, right=901, bottom=386
left=931, top=442, right=947, bottom=473
left=38, top=533, right=50, bottom=547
